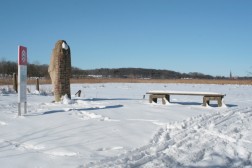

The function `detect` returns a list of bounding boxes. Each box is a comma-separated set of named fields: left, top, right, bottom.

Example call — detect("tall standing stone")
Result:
left=48, top=40, right=71, bottom=102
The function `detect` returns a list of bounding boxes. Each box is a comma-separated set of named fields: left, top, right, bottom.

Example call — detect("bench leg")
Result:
left=165, top=95, right=170, bottom=102
left=203, top=96, right=223, bottom=107
left=203, top=97, right=209, bottom=106
left=149, top=94, right=169, bottom=104
left=217, top=97, right=222, bottom=107
left=162, top=97, right=166, bottom=104
left=149, top=95, right=157, bottom=103
left=149, top=95, right=152, bottom=103
left=162, top=95, right=170, bottom=104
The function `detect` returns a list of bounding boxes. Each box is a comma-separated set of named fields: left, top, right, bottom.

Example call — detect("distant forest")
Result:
left=0, top=59, right=248, bottom=80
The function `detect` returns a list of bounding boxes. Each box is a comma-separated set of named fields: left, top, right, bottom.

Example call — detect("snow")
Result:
left=147, top=90, right=225, bottom=96
left=62, top=42, right=69, bottom=50
left=0, top=83, right=252, bottom=168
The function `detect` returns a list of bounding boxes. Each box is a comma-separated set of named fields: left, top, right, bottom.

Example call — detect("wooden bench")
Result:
left=146, top=91, right=225, bottom=107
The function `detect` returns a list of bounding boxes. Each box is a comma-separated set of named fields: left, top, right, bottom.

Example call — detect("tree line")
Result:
left=0, top=59, right=84, bottom=78
left=84, top=68, right=215, bottom=79
left=0, top=59, right=49, bottom=78
left=0, top=59, right=244, bottom=80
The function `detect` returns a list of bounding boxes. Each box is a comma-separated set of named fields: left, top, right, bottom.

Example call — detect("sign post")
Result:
left=18, top=46, right=27, bottom=116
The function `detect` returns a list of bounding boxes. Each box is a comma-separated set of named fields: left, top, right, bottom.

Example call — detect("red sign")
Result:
left=18, top=46, right=27, bottom=65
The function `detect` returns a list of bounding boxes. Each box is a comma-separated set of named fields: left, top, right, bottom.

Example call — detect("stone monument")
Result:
left=48, top=40, right=71, bottom=102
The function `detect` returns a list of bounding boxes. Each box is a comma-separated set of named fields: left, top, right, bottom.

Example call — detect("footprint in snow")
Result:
left=19, top=143, right=45, bottom=150
left=44, top=150, right=77, bottom=157
left=0, top=121, right=7, bottom=126
left=73, top=111, right=112, bottom=121
left=96, top=146, right=124, bottom=151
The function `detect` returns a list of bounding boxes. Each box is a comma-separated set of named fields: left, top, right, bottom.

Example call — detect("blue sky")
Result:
left=0, top=0, right=251, bottom=77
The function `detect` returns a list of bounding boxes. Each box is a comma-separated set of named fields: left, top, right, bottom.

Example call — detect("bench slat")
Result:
left=146, top=91, right=225, bottom=97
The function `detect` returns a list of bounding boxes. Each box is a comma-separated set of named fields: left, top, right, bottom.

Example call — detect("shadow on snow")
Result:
left=42, top=104, right=124, bottom=115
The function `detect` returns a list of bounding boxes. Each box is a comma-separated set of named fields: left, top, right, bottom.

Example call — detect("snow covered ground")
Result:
left=0, top=83, right=251, bottom=168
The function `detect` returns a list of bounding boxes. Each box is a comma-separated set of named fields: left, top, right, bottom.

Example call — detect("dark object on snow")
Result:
left=75, top=90, right=81, bottom=97
left=36, top=78, right=39, bottom=91
left=13, top=73, right=17, bottom=93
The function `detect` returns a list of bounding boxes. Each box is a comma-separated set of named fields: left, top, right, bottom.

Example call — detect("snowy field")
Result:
left=0, top=83, right=252, bottom=168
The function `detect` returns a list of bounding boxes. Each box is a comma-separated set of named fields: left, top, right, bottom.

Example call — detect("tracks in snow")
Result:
left=82, top=107, right=252, bottom=168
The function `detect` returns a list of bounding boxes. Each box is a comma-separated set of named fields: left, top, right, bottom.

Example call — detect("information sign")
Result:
left=18, top=46, right=27, bottom=115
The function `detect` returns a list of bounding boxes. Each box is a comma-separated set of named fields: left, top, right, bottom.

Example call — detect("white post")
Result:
left=18, top=46, right=28, bottom=116
left=18, top=103, right=21, bottom=116
left=24, top=102, right=27, bottom=114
